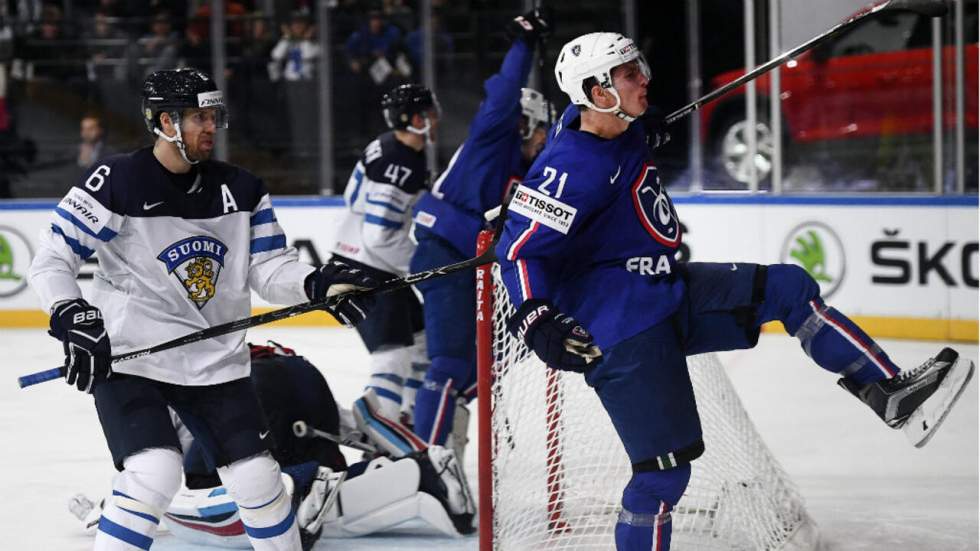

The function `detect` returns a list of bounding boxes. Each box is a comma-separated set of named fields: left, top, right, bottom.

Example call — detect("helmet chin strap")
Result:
left=406, top=114, right=433, bottom=145
left=154, top=115, right=199, bottom=165
left=584, top=87, right=639, bottom=123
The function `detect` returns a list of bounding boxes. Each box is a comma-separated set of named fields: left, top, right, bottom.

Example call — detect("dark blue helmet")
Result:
left=141, top=68, right=228, bottom=134
left=381, top=84, right=438, bottom=130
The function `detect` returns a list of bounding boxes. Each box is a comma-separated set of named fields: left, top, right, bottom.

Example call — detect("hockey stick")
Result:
left=664, top=0, right=948, bottom=125
left=18, top=206, right=510, bottom=389
left=292, top=420, right=378, bottom=454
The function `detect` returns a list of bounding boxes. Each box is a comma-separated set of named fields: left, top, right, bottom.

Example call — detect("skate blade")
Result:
left=308, top=471, right=347, bottom=533
left=904, top=357, right=975, bottom=448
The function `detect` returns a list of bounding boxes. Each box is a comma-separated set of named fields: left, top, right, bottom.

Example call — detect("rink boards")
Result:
left=0, top=194, right=976, bottom=341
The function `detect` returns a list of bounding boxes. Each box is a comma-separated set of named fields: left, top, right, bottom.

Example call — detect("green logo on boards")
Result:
left=0, top=226, right=32, bottom=297
left=780, top=222, right=845, bottom=299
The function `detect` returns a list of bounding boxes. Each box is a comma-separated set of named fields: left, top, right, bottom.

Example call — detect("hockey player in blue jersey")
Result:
left=495, top=32, right=976, bottom=551
left=28, top=68, right=377, bottom=551
left=409, top=9, right=555, bottom=449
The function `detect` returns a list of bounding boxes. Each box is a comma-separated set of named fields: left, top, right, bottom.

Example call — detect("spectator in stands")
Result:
left=76, top=113, right=112, bottom=171
left=345, top=9, right=408, bottom=143
left=178, top=20, right=211, bottom=74
left=268, top=11, right=319, bottom=81
left=11, top=4, right=87, bottom=86
left=133, top=10, right=180, bottom=78
left=84, top=10, right=128, bottom=82
left=344, top=9, right=403, bottom=78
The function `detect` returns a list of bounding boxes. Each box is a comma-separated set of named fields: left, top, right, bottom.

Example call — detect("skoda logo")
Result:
left=0, top=226, right=32, bottom=298
left=780, top=221, right=845, bottom=299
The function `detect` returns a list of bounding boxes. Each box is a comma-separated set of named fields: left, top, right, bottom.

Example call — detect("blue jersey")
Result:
left=496, top=105, right=686, bottom=350
left=412, top=40, right=533, bottom=257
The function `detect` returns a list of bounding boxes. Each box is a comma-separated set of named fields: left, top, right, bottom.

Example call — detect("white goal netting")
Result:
left=476, top=246, right=819, bottom=551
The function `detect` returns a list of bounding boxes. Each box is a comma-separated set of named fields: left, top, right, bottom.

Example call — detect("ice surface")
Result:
left=1, top=327, right=975, bottom=550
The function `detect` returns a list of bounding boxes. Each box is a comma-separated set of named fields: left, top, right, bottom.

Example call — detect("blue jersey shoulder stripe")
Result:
left=365, top=197, right=407, bottom=214
left=51, top=224, right=95, bottom=259
left=250, top=208, right=277, bottom=226
left=54, top=207, right=118, bottom=242
left=364, top=214, right=402, bottom=229
left=348, top=167, right=365, bottom=206
left=250, top=234, right=287, bottom=254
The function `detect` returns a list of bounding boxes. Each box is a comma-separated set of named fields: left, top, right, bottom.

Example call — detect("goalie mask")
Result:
left=554, top=32, right=651, bottom=122
left=142, top=68, right=229, bottom=164
left=519, top=88, right=556, bottom=141
left=382, top=83, right=439, bottom=140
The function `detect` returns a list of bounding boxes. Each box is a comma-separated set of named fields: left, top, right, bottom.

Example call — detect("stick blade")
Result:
left=884, top=0, right=949, bottom=17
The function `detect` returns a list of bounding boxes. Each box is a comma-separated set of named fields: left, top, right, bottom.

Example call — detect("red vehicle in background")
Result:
left=700, top=2, right=978, bottom=187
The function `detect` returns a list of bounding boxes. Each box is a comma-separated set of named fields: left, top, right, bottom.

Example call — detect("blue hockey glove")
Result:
left=507, top=299, right=602, bottom=373
left=48, top=299, right=111, bottom=393
left=304, top=261, right=378, bottom=327
left=638, top=107, right=671, bottom=151
left=505, top=9, right=551, bottom=44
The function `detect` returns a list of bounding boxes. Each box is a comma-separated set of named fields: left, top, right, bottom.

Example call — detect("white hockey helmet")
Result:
left=519, top=88, right=556, bottom=140
left=554, top=32, right=651, bottom=122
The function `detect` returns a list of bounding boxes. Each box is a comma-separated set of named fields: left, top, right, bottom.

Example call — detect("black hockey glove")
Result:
left=505, top=9, right=551, bottom=44
left=638, top=107, right=671, bottom=151
left=48, top=299, right=111, bottom=393
left=507, top=299, right=602, bottom=373
left=304, top=261, right=378, bottom=327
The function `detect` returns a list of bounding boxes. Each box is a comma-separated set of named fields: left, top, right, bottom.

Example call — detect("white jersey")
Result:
left=28, top=147, right=314, bottom=386
left=332, top=132, right=427, bottom=277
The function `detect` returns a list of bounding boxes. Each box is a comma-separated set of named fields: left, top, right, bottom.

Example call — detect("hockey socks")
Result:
left=218, top=453, right=301, bottom=551
left=94, top=448, right=183, bottom=551
left=414, top=353, right=477, bottom=446
left=760, top=265, right=898, bottom=385
left=615, top=467, right=691, bottom=551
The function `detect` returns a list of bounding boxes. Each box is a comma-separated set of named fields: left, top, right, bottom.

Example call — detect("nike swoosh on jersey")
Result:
left=143, top=201, right=165, bottom=210
left=610, top=165, right=622, bottom=184
left=731, top=263, right=738, bottom=271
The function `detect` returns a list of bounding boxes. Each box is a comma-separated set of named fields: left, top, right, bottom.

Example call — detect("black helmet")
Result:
left=381, top=84, right=438, bottom=130
left=141, top=68, right=228, bottom=134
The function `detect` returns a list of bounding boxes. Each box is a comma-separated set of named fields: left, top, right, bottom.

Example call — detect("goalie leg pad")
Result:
left=615, top=467, right=691, bottom=551
left=94, top=447, right=182, bottom=551
left=354, top=388, right=428, bottom=457
left=320, top=455, right=423, bottom=537
left=759, top=264, right=899, bottom=384
left=218, top=452, right=300, bottom=551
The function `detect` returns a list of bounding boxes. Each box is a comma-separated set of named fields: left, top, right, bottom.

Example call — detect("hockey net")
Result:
left=475, top=231, right=819, bottom=551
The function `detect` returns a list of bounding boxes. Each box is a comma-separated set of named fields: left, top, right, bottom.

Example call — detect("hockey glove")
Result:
left=638, top=107, right=671, bottom=151
left=304, top=261, right=377, bottom=327
left=48, top=299, right=111, bottom=393
left=507, top=299, right=602, bottom=373
left=505, top=9, right=551, bottom=44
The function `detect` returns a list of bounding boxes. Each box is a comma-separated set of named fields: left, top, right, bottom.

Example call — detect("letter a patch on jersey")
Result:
left=157, top=236, right=229, bottom=309
left=509, top=185, right=577, bottom=235
left=631, top=164, right=681, bottom=248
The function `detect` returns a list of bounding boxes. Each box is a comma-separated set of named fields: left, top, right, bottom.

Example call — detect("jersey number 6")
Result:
left=84, top=165, right=111, bottom=193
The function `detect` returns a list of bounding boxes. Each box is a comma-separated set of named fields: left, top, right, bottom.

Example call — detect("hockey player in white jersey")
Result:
left=332, top=83, right=439, bottom=434
left=29, top=68, right=377, bottom=551
left=70, top=343, right=476, bottom=549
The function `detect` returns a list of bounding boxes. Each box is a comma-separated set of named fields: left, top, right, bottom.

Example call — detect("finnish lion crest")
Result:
left=157, top=236, right=228, bottom=309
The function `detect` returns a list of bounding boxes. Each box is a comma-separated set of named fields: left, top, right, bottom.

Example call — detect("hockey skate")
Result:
left=296, top=467, right=346, bottom=550
left=839, top=347, right=975, bottom=447
left=418, top=446, right=477, bottom=535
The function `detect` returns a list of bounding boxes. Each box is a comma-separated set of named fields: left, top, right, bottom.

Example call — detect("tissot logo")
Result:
left=780, top=221, right=846, bottom=298
left=0, top=226, right=32, bottom=297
